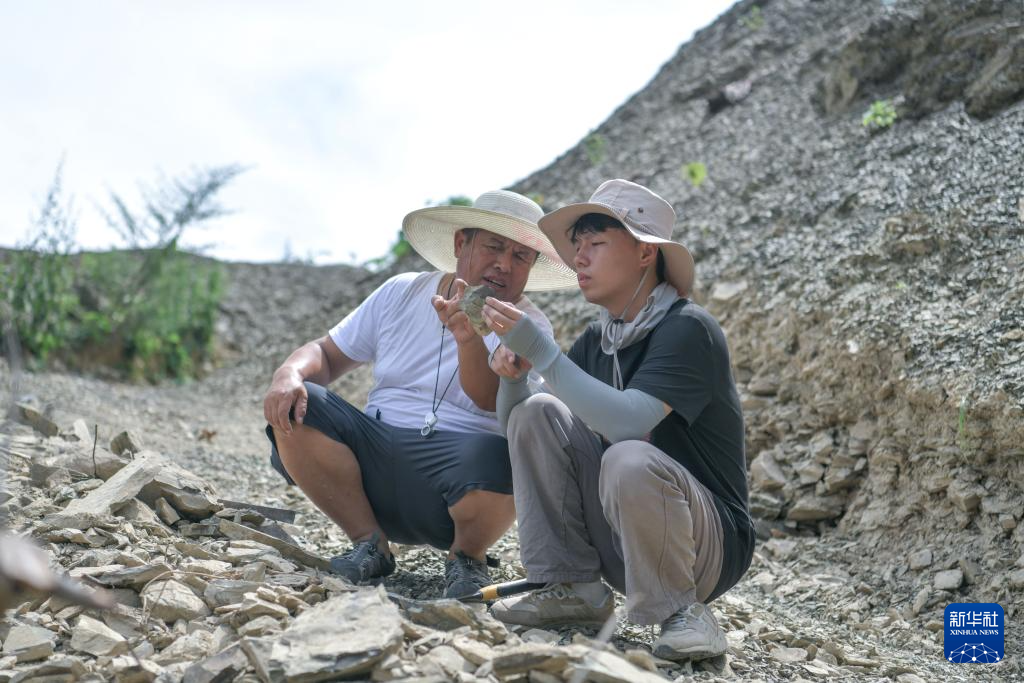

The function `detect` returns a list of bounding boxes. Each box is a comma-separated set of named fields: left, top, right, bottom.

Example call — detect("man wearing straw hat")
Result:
left=480, top=179, right=754, bottom=661
left=263, top=190, right=575, bottom=598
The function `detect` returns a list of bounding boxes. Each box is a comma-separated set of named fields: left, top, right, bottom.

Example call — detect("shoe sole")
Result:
left=332, top=572, right=392, bottom=585
left=653, top=643, right=727, bottom=662
left=492, top=614, right=614, bottom=629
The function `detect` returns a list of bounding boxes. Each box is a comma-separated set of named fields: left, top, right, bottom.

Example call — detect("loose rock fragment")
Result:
left=491, top=644, right=587, bottom=678
left=946, top=480, right=984, bottom=513
left=787, top=494, right=845, bottom=521
left=254, top=588, right=403, bottom=681
left=230, top=594, right=291, bottom=626
left=5, top=656, right=87, bottom=682
left=566, top=650, right=668, bottom=683
left=913, top=548, right=937, bottom=569
left=750, top=451, right=787, bottom=491
left=390, top=594, right=508, bottom=644
left=155, top=497, right=181, bottom=526
left=138, top=461, right=222, bottom=519
left=771, top=646, right=810, bottom=663
left=218, top=519, right=331, bottom=571
left=182, top=643, right=249, bottom=683
left=710, top=280, right=748, bottom=303
left=141, top=579, right=211, bottom=622
left=70, top=614, right=129, bottom=657
left=43, top=455, right=164, bottom=529
left=238, top=615, right=283, bottom=637
left=15, top=403, right=60, bottom=437
left=934, top=568, right=964, bottom=591
left=110, top=431, right=144, bottom=458
left=2, top=624, right=56, bottom=663
left=153, top=629, right=215, bottom=665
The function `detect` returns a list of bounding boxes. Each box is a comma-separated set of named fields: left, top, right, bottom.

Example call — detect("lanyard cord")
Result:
left=424, top=234, right=481, bottom=437
left=431, top=274, right=460, bottom=415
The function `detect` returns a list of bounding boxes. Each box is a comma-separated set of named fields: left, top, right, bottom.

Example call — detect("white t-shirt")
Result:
left=329, top=271, right=554, bottom=435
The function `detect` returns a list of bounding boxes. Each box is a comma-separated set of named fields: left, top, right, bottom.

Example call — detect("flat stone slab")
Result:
left=2, top=624, right=57, bottom=663
left=43, top=454, right=164, bottom=529
left=218, top=519, right=330, bottom=572
left=141, top=579, right=211, bottom=623
left=252, top=588, right=403, bottom=682
left=70, top=615, right=129, bottom=657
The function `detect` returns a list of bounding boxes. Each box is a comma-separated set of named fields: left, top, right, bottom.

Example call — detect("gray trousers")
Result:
left=508, top=393, right=724, bottom=625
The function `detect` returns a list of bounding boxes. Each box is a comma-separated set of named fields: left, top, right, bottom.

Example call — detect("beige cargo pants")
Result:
left=508, top=393, right=724, bottom=624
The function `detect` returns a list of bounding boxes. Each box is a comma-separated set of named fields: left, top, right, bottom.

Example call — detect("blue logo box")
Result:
left=944, top=603, right=1004, bottom=664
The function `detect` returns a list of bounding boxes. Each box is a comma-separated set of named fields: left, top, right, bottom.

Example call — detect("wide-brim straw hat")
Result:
left=538, top=179, right=695, bottom=296
left=402, top=190, right=577, bottom=291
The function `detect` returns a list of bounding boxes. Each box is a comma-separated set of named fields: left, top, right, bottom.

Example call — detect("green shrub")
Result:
left=0, top=166, right=80, bottom=365
left=682, top=162, right=708, bottom=188
left=862, top=99, right=898, bottom=130
left=741, top=5, right=764, bottom=31
left=1, top=164, right=240, bottom=382
left=584, top=133, right=607, bottom=166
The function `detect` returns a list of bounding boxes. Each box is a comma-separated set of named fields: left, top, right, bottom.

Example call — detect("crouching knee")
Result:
left=507, top=393, right=572, bottom=448
left=598, top=441, right=660, bottom=500
left=509, top=393, right=561, bottom=427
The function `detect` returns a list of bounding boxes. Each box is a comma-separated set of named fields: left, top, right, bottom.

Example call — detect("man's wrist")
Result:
left=456, top=331, right=488, bottom=350
left=274, top=366, right=303, bottom=382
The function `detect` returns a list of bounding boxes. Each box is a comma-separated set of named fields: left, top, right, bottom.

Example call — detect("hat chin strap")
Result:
left=605, top=266, right=650, bottom=391
left=614, top=266, right=651, bottom=323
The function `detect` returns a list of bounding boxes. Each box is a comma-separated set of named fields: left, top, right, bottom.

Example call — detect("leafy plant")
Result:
left=862, top=99, right=898, bottom=130
left=682, top=162, right=708, bottom=188
left=94, top=165, right=240, bottom=380
left=1, top=164, right=240, bottom=382
left=584, top=133, right=607, bottom=166
left=741, top=5, right=764, bottom=31
left=0, top=164, right=79, bottom=364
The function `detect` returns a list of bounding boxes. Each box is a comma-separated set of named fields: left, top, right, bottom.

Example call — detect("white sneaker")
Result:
left=491, top=583, right=614, bottom=627
left=653, top=602, right=727, bottom=661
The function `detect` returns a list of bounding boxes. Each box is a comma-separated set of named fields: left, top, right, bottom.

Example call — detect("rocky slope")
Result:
left=2, top=0, right=1022, bottom=680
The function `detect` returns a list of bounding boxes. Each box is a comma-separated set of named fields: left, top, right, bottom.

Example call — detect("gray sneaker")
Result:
left=444, top=552, right=492, bottom=599
left=491, top=583, right=614, bottom=627
left=329, top=533, right=395, bottom=584
left=653, top=602, right=728, bottom=661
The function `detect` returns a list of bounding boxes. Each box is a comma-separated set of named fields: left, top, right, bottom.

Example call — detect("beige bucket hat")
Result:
left=538, top=179, right=695, bottom=296
left=402, top=190, right=577, bottom=291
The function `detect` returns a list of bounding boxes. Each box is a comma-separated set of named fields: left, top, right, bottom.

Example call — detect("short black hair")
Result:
left=569, top=212, right=626, bottom=240
left=569, top=212, right=665, bottom=282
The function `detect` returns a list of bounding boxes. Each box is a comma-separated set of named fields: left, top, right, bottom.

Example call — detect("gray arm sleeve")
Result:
left=496, top=374, right=535, bottom=436
left=502, top=316, right=667, bottom=443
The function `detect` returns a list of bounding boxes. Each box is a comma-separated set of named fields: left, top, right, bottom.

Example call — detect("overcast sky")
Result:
left=0, top=1, right=735, bottom=265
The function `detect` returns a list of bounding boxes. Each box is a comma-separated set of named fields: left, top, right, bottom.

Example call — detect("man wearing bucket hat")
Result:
left=263, top=190, right=575, bottom=598
left=480, top=179, right=754, bottom=661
